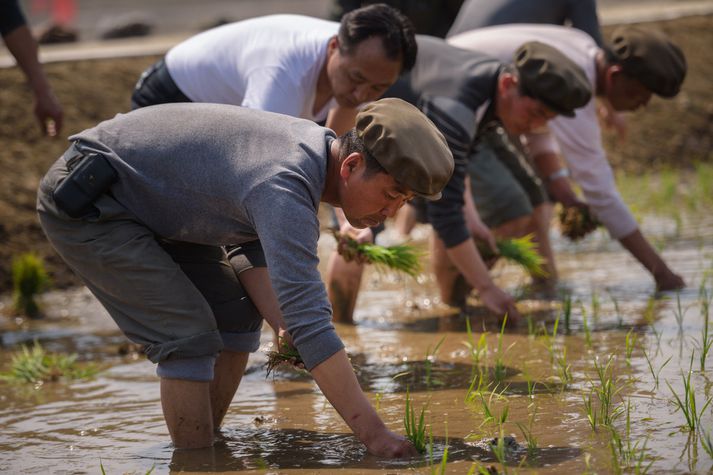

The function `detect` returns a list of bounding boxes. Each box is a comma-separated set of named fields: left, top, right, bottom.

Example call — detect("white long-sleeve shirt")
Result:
left=449, top=24, right=638, bottom=239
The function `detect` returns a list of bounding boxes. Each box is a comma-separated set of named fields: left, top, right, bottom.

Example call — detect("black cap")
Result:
left=610, top=26, right=686, bottom=98
left=514, top=41, right=592, bottom=117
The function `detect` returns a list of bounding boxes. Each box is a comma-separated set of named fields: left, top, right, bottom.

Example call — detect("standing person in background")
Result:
left=131, top=3, right=417, bottom=345
left=1, top=0, right=64, bottom=136
left=331, top=0, right=464, bottom=37
left=447, top=0, right=602, bottom=45
left=449, top=24, right=687, bottom=292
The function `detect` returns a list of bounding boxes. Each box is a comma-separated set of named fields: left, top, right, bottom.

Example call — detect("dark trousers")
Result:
left=131, top=58, right=191, bottom=109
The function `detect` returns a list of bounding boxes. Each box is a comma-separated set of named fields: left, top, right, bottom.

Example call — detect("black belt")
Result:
left=53, top=143, right=118, bottom=218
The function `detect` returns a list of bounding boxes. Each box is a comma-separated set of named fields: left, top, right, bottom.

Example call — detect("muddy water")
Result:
left=1, top=212, right=712, bottom=474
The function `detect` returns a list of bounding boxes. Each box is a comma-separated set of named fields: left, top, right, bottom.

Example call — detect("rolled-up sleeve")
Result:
left=549, top=102, right=638, bottom=239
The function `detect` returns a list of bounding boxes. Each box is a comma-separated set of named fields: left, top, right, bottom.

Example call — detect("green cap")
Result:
left=355, top=98, right=454, bottom=200
left=610, top=26, right=686, bottom=98
left=514, top=41, right=592, bottom=117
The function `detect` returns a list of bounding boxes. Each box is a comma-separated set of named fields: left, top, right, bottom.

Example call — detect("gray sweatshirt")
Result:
left=70, top=102, right=342, bottom=370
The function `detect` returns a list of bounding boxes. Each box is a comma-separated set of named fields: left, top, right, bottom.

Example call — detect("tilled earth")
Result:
left=0, top=15, right=711, bottom=293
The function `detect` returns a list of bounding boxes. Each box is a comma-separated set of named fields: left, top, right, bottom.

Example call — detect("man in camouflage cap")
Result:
left=37, top=98, right=452, bottom=453
left=448, top=24, right=686, bottom=293
left=327, top=36, right=590, bottom=324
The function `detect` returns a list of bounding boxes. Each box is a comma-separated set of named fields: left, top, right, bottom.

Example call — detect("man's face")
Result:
left=606, top=69, right=653, bottom=111
left=326, top=36, right=402, bottom=108
left=338, top=153, right=414, bottom=229
left=497, top=77, right=558, bottom=135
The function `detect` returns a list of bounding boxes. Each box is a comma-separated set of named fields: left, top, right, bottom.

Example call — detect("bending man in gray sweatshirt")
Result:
left=37, top=98, right=453, bottom=453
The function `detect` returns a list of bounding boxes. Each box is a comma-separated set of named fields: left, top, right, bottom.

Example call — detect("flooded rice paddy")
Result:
left=1, top=211, right=712, bottom=474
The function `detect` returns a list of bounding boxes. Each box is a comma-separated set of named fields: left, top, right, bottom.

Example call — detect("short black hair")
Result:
left=338, top=129, right=386, bottom=178
left=338, top=3, right=417, bottom=72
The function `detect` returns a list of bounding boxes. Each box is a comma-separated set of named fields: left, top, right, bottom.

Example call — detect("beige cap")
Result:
left=355, top=98, right=454, bottom=200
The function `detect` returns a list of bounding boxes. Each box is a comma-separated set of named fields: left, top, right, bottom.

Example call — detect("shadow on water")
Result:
left=168, top=427, right=580, bottom=472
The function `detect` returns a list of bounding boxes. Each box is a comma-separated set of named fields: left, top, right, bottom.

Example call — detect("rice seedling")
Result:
left=0, top=341, right=97, bottom=384
left=592, top=355, right=624, bottom=427
left=582, top=306, right=593, bottom=348
left=332, top=230, right=423, bottom=277
left=265, top=338, right=304, bottom=377
left=11, top=252, right=50, bottom=318
left=404, top=389, right=428, bottom=453
left=666, top=354, right=713, bottom=432
left=464, top=317, right=488, bottom=368
left=425, top=336, right=446, bottom=387
left=643, top=296, right=657, bottom=326
left=562, top=291, right=572, bottom=334
left=555, top=346, right=573, bottom=386
left=494, top=315, right=514, bottom=382
left=516, top=409, right=538, bottom=458
left=608, top=399, right=653, bottom=474
left=558, top=205, right=600, bottom=241
left=642, top=347, right=671, bottom=391
left=477, top=234, right=547, bottom=278
left=428, top=424, right=449, bottom=475
left=591, top=290, right=600, bottom=320
left=583, top=390, right=599, bottom=431
left=674, top=292, right=687, bottom=335
left=701, top=429, right=713, bottom=459
left=608, top=292, right=623, bottom=328
left=374, top=392, right=382, bottom=412
left=699, top=305, right=711, bottom=371
left=625, top=329, right=637, bottom=368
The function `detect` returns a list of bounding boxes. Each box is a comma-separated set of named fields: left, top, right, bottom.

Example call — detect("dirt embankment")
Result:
left=0, top=15, right=711, bottom=293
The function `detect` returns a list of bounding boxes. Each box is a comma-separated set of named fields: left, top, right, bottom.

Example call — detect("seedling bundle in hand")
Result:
left=477, top=234, right=548, bottom=278
left=332, top=231, right=423, bottom=277
left=559, top=205, right=600, bottom=241
left=265, top=339, right=304, bottom=378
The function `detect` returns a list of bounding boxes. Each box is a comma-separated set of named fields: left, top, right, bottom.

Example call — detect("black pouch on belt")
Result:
left=53, top=153, right=118, bottom=218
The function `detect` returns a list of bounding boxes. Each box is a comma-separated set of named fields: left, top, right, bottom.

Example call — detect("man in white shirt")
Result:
left=131, top=4, right=416, bottom=132
left=449, top=24, right=686, bottom=291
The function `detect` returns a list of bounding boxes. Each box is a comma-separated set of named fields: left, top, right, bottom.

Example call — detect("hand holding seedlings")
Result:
left=559, top=205, right=600, bottom=241
left=332, top=230, right=423, bottom=277
left=265, top=335, right=305, bottom=377
left=476, top=234, right=548, bottom=278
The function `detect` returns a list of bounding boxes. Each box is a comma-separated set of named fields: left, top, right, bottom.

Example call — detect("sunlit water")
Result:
left=0, top=212, right=711, bottom=474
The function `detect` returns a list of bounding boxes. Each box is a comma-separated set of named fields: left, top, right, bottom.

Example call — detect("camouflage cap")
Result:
left=355, top=98, right=454, bottom=200
left=610, top=26, right=686, bottom=98
left=514, top=41, right=592, bottom=117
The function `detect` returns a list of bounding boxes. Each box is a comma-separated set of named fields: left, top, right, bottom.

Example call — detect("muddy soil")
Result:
left=0, top=15, right=711, bottom=294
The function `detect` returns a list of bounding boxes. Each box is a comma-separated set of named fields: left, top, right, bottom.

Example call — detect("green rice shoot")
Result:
left=0, top=341, right=97, bottom=384
left=479, top=234, right=547, bottom=278
left=333, top=230, right=423, bottom=277
left=404, top=389, right=428, bottom=453
left=11, top=252, right=50, bottom=318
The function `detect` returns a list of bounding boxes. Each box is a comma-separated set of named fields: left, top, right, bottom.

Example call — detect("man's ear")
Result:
left=340, top=152, right=363, bottom=179
left=327, top=36, right=340, bottom=56
left=498, top=72, right=518, bottom=96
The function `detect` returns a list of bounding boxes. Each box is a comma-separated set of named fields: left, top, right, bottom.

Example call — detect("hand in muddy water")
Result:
left=655, top=269, right=685, bottom=292
left=480, top=284, right=522, bottom=324
left=366, top=428, right=419, bottom=458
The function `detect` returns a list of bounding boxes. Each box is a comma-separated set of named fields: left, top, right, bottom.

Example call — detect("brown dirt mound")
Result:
left=0, top=15, right=711, bottom=293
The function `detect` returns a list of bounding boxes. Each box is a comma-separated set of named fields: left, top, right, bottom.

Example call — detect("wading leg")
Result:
left=210, top=350, right=249, bottom=429
left=160, top=378, right=214, bottom=449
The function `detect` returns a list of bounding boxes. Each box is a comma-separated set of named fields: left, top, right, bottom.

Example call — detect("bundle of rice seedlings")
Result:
left=265, top=339, right=304, bottom=378
left=559, top=205, right=600, bottom=241
left=333, top=231, right=423, bottom=277
left=478, top=234, right=548, bottom=278
left=12, top=252, right=50, bottom=318
left=0, top=341, right=97, bottom=384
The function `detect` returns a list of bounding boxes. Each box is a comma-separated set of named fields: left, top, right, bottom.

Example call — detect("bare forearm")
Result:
left=4, top=25, right=49, bottom=94
left=446, top=239, right=494, bottom=292
left=311, top=350, right=385, bottom=443
left=618, top=229, right=668, bottom=276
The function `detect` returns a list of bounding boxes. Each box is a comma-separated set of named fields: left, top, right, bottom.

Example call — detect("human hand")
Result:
left=340, top=221, right=374, bottom=244
left=479, top=284, right=521, bottom=324
left=34, top=89, right=63, bottom=137
left=364, top=428, right=419, bottom=458
left=654, top=269, right=685, bottom=292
